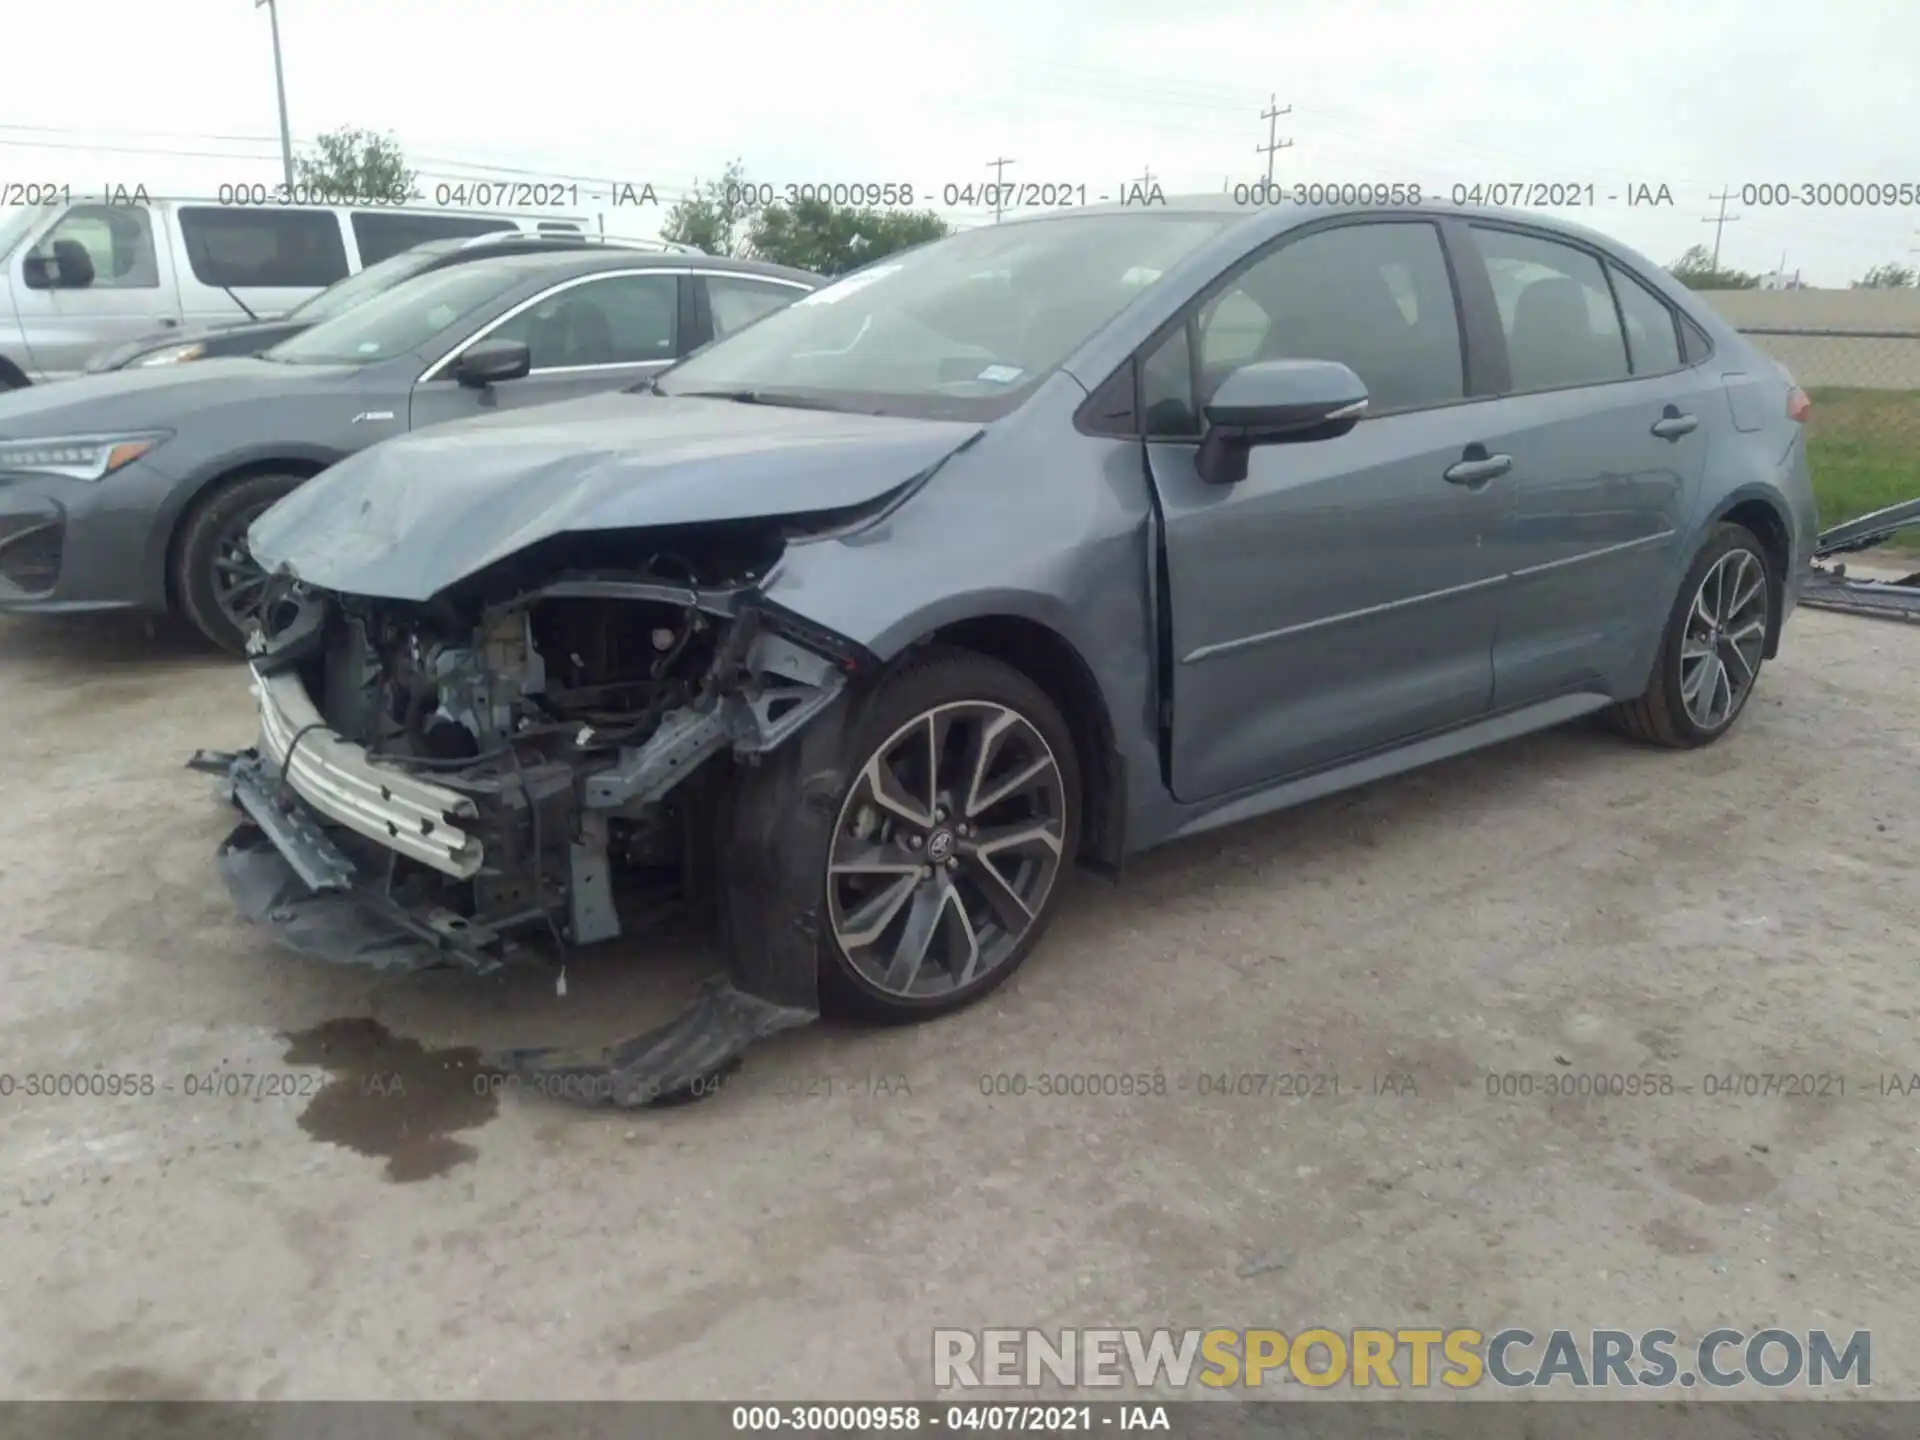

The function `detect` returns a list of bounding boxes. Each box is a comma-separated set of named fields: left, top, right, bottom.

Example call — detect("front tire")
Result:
left=173, top=472, right=305, bottom=654
left=1608, top=522, right=1773, bottom=748
left=739, top=648, right=1083, bottom=1024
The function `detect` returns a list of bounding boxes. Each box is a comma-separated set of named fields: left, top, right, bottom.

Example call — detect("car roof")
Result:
left=988, top=194, right=1694, bottom=302
left=419, top=244, right=821, bottom=286
left=996, top=192, right=1656, bottom=255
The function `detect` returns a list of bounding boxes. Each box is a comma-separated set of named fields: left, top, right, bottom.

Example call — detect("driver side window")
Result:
left=33, top=205, right=159, bottom=289
left=1138, top=220, right=1465, bottom=438
left=487, top=273, right=678, bottom=370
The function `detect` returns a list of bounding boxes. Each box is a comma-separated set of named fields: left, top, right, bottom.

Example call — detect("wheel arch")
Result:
left=0, top=354, right=31, bottom=390
left=1705, top=487, right=1794, bottom=658
left=158, top=449, right=340, bottom=611
left=902, top=612, right=1127, bottom=874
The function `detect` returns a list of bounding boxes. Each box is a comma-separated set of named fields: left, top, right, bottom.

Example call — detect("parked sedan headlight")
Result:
left=132, top=342, right=207, bottom=367
left=0, top=432, right=172, bottom=481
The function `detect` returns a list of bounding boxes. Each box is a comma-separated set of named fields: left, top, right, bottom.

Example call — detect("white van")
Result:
left=0, top=197, right=593, bottom=386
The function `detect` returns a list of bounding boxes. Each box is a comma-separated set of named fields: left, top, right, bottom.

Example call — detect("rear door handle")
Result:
left=1651, top=412, right=1698, bottom=441
left=156, top=317, right=179, bottom=328
left=1444, top=454, right=1513, bottom=487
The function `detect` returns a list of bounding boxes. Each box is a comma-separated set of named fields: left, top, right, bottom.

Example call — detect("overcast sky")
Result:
left=4, top=0, right=1916, bottom=286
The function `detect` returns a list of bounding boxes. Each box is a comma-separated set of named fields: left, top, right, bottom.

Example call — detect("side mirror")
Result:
left=452, top=338, right=532, bottom=388
left=24, top=238, right=97, bottom=290
left=1195, top=359, right=1368, bottom=485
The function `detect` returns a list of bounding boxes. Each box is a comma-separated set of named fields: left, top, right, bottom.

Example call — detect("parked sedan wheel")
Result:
left=174, top=472, right=306, bottom=654
left=1608, top=522, right=1773, bottom=748
left=804, top=653, right=1081, bottom=1021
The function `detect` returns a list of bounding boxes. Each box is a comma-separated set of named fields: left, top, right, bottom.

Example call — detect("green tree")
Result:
left=294, top=126, right=415, bottom=201
left=1667, top=243, right=1759, bottom=290
left=1852, top=262, right=1917, bottom=289
left=660, top=160, right=760, bottom=257
left=746, top=199, right=950, bottom=276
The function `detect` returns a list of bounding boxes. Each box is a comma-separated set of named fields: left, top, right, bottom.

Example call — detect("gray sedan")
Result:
left=0, top=248, right=819, bottom=649
left=204, top=198, right=1817, bottom=1102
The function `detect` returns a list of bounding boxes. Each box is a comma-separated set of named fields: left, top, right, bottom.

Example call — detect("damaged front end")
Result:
left=197, top=524, right=874, bottom=1100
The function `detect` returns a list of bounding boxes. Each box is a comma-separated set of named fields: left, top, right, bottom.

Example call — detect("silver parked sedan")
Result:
left=200, top=197, right=1817, bottom=1102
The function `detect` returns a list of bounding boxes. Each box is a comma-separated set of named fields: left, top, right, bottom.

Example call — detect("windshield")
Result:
left=654, top=213, right=1234, bottom=419
left=265, top=259, right=519, bottom=365
left=0, top=206, right=51, bottom=265
left=284, top=247, right=440, bottom=324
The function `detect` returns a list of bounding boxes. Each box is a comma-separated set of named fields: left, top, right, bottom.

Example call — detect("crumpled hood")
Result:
left=249, top=390, right=984, bottom=602
left=0, top=356, right=355, bottom=435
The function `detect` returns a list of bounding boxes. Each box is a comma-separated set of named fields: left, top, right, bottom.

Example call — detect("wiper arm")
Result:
left=671, top=389, right=849, bottom=412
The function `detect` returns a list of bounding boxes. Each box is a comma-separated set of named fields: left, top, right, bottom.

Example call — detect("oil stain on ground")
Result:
left=281, top=1018, right=501, bottom=1182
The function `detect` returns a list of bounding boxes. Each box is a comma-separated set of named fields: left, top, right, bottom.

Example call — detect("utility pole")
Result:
left=1702, top=188, right=1741, bottom=270
left=986, top=156, right=1014, bottom=223
left=1134, top=166, right=1156, bottom=190
left=1257, top=94, right=1293, bottom=187
left=255, top=0, right=295, bottom=188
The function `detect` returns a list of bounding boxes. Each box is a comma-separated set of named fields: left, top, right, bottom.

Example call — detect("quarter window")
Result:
left=487, top=273, right=678, bottom=368
left=1471, top=226, right=1630, bottom=392
left=178, top=207, right=350, bottom=288
left=1138, top=220, right=1465, bottom=436
left=32, top=205, right=159, bottom=289
left=1609, top=265, right=1682, bottom=375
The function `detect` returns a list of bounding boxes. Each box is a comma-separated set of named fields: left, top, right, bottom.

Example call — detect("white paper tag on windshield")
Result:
left=976, top=364, right=1024, bottom=384
left=796, top=264, right=904, bottom=305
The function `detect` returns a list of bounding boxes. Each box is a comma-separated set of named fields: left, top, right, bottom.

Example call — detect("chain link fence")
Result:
left=1694, top=292, right=1920, bottom=539
left=1735, top=326, right=1920, bottom=392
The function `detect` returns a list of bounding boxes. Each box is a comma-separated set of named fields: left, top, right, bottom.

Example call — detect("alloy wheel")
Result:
left=1680, top=547, right=1768, bottom=731
left=826, top=701, right=1068, bottom=1000
left=209, top=506, right=276, bottom=633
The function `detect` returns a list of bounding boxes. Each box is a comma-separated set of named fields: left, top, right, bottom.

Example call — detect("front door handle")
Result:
left=1444, top=453, right=1513, bottom=487
left=156, top=317, right=179, bottom=328
left=1651, top=410, right=1698, bottom=441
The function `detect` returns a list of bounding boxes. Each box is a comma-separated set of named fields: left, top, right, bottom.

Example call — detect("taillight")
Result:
left=1787, top=386, right=1811, bottom=423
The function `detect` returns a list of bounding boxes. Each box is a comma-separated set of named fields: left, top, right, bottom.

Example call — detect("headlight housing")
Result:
left=0, top=432, right=172, bottom=481
left=132, top=342, right=207, bottom=367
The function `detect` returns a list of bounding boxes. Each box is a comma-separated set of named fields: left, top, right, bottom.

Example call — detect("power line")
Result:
left=1257, top=94, right=1293, bottom=185
left=986, top=156, right=1014, bottom=224
left=1703, top=188, right=1742, bottom=269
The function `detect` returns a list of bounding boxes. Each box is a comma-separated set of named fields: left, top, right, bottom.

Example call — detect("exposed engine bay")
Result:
left=199, top=524, right=866, bottom=983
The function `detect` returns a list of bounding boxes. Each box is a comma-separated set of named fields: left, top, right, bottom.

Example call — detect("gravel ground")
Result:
left=0, top=594, right=1915, bottom=1403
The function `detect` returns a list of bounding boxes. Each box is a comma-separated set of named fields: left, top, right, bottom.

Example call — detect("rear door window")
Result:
left=177, top=207, right=350, bottom=288
left=707, top=275, right=808, bottom=339
left=351, top=211, right=516, bottom=265
left=1469, top=226, right=1631, bottom=392
left=1607, top=264, right=1683, bottom=376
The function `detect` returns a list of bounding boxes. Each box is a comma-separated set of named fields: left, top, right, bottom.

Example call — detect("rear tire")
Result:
left=1607, top=522, right=1773, bottom=748
left=173, top=472, right=306, bottom=655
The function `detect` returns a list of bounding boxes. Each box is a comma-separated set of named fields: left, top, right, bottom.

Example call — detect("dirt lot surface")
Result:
left=1, top=599, right=1915, bottom=1403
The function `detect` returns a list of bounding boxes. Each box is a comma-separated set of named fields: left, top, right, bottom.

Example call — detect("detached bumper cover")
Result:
left=1802, top=497, right=1920, bottom=623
